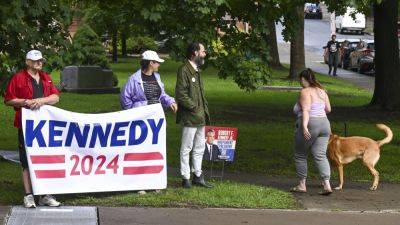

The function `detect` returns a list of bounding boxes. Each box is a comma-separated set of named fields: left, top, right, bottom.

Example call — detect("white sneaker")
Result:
left=23, top=194, right=36, bottom=208
left=39, top=195, right=61, bottom=207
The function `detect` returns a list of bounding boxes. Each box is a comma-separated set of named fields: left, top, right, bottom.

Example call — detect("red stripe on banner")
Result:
left=123, top=165, right=164, bottom=175
left=35, top=170, right=66, bottom=179
left=124, top=152, right=163, bottom=161
left=30, top=155, right=65, bottom=164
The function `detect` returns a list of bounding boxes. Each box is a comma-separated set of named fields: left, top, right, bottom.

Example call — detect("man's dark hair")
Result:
left=140, top=59, right=151, bottom=71
left=186, top=42, right=202, bottom=60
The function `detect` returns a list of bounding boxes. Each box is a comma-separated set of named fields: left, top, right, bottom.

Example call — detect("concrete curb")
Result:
left=260, top=86, right=302, bottom=91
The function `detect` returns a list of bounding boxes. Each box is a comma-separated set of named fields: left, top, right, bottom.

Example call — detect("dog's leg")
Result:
left=334, top=165, right=344, bottom=190
left=363, top=152, right=380, bottom=191
left=365, top=164, right=379, bottom=191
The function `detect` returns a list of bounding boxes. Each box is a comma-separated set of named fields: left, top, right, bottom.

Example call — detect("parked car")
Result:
left=335, top=7, right=366, bottom=34
left=346, top=40, right=374, bottom=74
left=354, top=40, right=375, bottom=74
left=340, top=39, right=361, bottom=69
left=304, top=3, right=322, bottom=19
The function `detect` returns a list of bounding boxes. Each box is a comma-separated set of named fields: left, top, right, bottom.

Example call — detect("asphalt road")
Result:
left=276, top=19, right=374, bottom=56
left=275, top=19, right=375, bottom=91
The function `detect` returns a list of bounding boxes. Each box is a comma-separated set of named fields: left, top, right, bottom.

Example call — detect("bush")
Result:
left=119, top=36, right=158, bottom=54
left=65, top=25, right=109, bottom=68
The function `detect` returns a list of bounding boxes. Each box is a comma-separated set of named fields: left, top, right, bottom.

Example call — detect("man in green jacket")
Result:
left=175, top=42, right=212, bottom=188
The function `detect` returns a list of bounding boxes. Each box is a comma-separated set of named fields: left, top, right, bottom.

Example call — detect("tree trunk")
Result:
left=370, top=0, right=400, bottom=109
left=266, top=20, right=282, bottom=69
left=112, top=29, right=118, bottom=63
left=121, top=31, right=127, bottom=57
left=288, top=6, right=305, bottom=79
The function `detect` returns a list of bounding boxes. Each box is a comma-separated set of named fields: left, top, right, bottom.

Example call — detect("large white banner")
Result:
left=22, top=104, right=167, bottom=195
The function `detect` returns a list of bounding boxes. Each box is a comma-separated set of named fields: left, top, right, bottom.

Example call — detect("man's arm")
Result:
left=175, top=68, right=197, bottom=111
left=6, top=94, right=59, bottom=110
left=5, top=98, right=26, bottom=108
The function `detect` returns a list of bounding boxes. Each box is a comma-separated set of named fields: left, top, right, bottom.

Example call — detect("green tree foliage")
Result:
left=141, top=0, right=273, bottom=91
left=118, top=36, right=158, bottom=54
left=0, top=0, right=72, bottom=95
left=64, top=24, right=109, bottom=68
left=82, top=0, right=309, bottom=90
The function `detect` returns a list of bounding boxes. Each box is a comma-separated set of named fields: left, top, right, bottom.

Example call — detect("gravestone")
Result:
left=60, top=66, right=120, bottom=94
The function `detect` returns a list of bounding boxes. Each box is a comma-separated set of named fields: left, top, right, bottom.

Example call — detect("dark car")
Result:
left=341, top=41, right=359, bottom=69
left=304, top=3, right=322, bottom=19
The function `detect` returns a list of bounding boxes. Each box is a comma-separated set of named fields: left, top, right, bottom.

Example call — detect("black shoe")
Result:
left=182, top=179, right=191, bottom=188
left=333, top=74, right=337, bottom=76
left=192, top=174, right=213, bottom=188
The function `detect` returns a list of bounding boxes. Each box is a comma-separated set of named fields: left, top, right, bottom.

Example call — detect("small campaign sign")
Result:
left=22, top=104, right=167, bottom=195
left=204, top=126, right=238, bottom=162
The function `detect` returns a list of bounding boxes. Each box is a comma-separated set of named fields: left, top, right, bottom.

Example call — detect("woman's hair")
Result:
left=140, top=59, right=151, bottom=71
left=299, top=68, right=324, bottom=89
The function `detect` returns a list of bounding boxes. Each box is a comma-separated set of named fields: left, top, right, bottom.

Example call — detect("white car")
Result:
left=335, top=7, right=366, bottom=34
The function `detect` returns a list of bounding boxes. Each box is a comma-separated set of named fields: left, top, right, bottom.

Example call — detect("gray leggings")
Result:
left=294, top=117, right=331, bottom=180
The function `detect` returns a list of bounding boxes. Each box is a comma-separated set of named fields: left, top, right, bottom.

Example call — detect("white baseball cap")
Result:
left=142, top=50, right=165, bottom=63
left=26, top=50, right=43, bottom=61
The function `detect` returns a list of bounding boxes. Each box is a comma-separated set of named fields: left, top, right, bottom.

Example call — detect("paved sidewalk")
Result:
left=99, top=207, right=400, bottom=225
left=278, top=42, right=375, bottom=92
left=0, top=206, right=10, bottom=225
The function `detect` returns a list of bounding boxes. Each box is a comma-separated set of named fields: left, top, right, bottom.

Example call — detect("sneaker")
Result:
left=39, top=195, right=61, bottom=207
left=23, top=194, right=36, bottom=208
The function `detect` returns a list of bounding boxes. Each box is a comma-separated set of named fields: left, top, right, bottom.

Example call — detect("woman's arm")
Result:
left=324, top=91, right=331, bottom=113
left=120, top=78, right=136, bottom=109
left=300, top=89, right=312, bottom=140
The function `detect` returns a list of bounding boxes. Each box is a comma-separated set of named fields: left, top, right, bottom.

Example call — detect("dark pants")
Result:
left=328, top=52, right=339, bottom=76
left=18, top=129, right=29, bottom=169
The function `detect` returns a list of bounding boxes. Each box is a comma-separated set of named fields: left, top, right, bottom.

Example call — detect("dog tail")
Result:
left=376, top=124, right=393, bottom=147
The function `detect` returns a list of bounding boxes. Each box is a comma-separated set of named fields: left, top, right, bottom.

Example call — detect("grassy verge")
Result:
left=1, top=57, right=399, bottom=207
left=0, top=159, right=296, bottom=209
left=63, top=178, right=297, bottom=209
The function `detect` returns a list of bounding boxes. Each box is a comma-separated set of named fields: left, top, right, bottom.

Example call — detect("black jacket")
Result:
left=203, top=144, right=221, bottom=161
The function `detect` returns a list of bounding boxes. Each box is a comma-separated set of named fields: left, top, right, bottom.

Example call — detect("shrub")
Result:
left=119, top=36, right=158, bottom=54
left=65, top=25, right=109, bottom=68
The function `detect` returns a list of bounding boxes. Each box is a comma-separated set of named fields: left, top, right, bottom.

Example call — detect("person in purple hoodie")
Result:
left=120, top=50, right=177, bottom=195
left=120, top=50, right=177, bottom=112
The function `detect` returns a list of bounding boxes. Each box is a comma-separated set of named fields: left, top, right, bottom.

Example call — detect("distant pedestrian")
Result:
left=325, top=34, right=340, bottom=76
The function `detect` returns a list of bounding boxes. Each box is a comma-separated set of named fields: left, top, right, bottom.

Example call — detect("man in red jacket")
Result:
left=4, top=50, right=61, bottom=208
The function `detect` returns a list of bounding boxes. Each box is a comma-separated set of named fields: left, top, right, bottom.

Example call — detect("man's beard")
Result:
left=194, top=55, right=205, bottom=67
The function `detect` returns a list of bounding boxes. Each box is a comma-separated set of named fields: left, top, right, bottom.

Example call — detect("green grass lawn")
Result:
left=1, top=57, right=399, bottom=208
